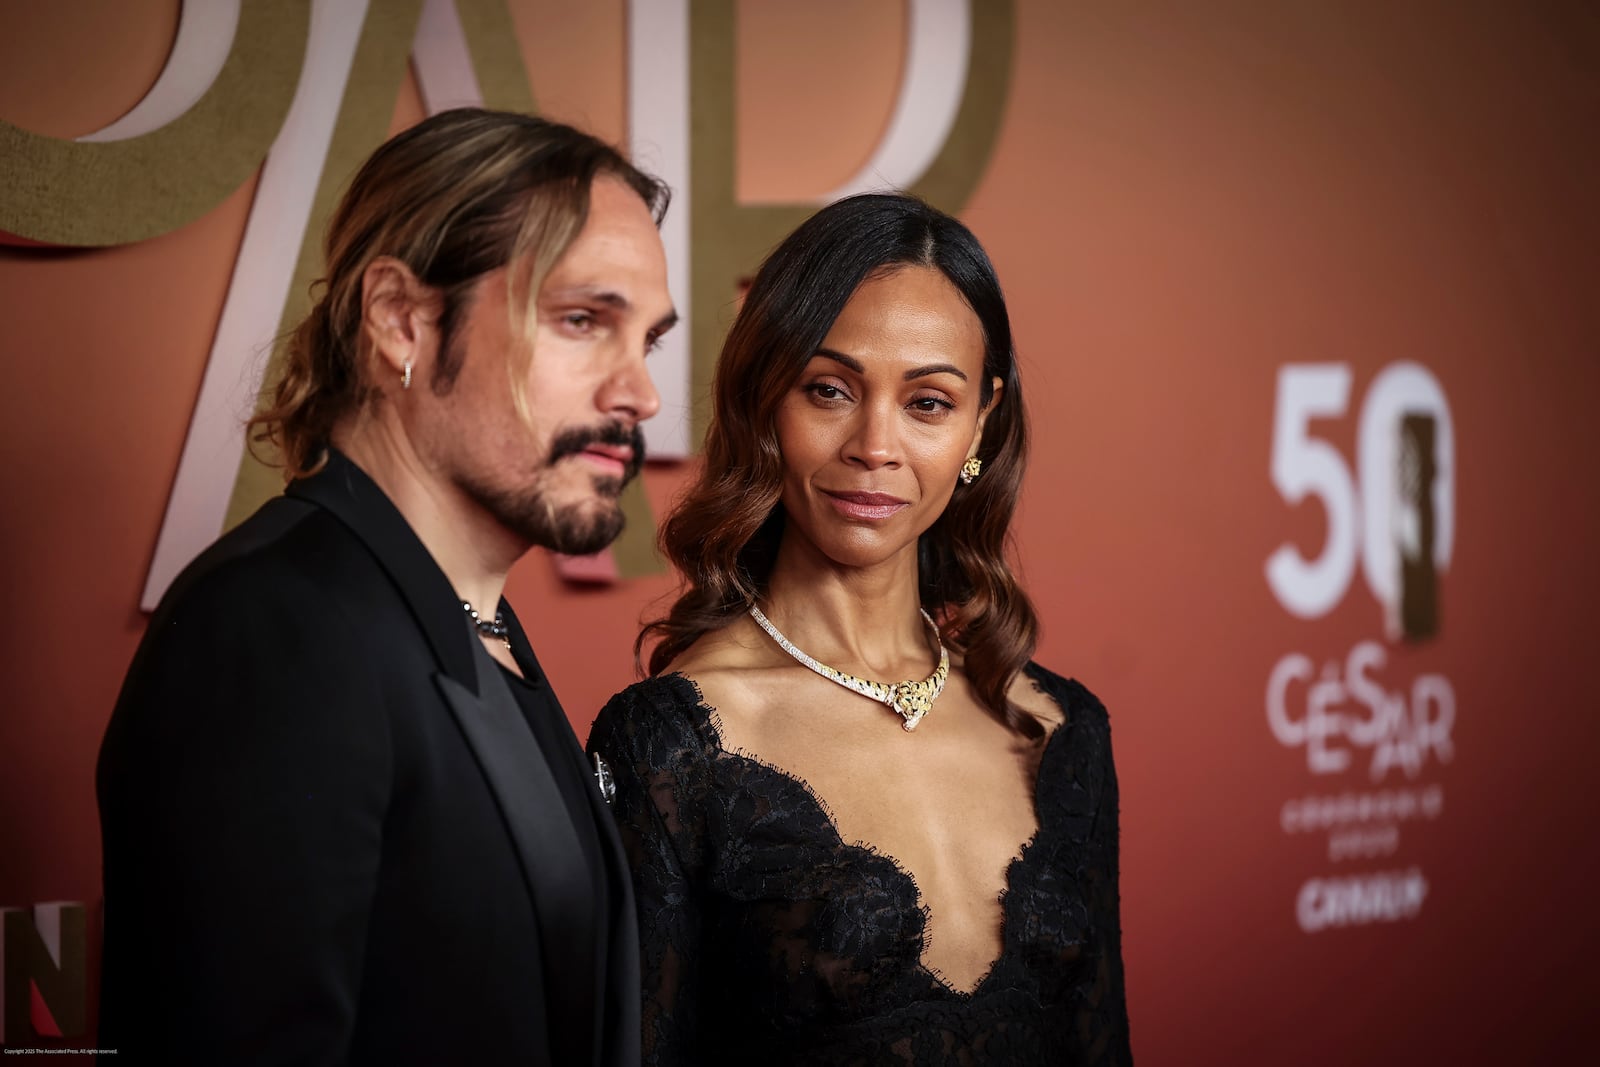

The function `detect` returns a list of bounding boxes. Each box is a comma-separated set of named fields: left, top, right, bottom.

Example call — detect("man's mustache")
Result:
left=547, top=421, right=647, bottom=484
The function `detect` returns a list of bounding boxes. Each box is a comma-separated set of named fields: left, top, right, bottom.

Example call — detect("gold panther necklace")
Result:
left=747, top=603, right=949, bottom=731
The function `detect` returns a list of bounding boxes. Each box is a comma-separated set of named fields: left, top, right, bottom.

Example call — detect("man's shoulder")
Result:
left=106, top=497, right=401, bottom=762
left=154, top=494, right=385, bottom=621
left=127, top=496, right=414, bottom=686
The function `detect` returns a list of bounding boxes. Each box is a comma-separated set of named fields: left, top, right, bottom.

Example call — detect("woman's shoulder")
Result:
left=1013, top=661, right=1112, bottom=731
left=588, top=672, right=712, bottom=764
left=1019, top=664, right=1121, bottom=814
left=652, top=615, right=796, bottom=723
left=600, top=671, right=709, bottom=715
left=590, top=620, right=797, bottom=764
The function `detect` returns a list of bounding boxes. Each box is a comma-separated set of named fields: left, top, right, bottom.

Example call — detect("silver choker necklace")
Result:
left=747, top=603, right=949, bottom=731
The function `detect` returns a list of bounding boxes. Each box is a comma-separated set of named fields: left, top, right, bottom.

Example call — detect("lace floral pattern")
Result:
left=589, top=663, right=1131, bottom=1066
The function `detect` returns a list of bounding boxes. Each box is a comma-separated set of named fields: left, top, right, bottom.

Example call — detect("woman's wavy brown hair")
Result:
left=643, top=193, right=1042, bottom=736
left=248, top=108, right=668, bottom=478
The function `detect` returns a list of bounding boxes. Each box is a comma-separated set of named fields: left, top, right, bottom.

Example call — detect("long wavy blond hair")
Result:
left=248, top=108, right=668, bottom=478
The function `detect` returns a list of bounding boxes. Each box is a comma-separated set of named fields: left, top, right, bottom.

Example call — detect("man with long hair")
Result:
left=97, top=109, right=677, bottom=1065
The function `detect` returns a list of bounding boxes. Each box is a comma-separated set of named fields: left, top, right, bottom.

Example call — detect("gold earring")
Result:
left=401, top=361, right=412, bottom=390
left=959, top=456, right=982, bottom=484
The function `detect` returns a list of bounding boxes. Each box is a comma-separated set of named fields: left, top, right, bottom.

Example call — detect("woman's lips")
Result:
left=822, top=490, right=909, bottom=521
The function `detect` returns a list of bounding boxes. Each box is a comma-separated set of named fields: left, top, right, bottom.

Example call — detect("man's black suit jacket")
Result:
left=97, top=451, right=639, bottom=1065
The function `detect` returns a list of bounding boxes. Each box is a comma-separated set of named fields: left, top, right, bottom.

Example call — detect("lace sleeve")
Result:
left=1056, top=675, right=1134, bottom=1064
left=589, top=678, right=710, bottom=1067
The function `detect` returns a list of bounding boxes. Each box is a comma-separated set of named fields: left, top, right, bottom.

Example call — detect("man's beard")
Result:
left=465, top=421, right=647, bottom=555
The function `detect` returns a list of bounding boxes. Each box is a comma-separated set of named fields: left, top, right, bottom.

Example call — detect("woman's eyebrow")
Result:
left=813, top=348, right=968, bottom=382
left=903, top=362, right=967, bottom=382
left=814, top=347, right=864, bottom=372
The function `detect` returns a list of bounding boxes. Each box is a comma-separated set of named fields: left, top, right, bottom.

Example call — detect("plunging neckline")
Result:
left=660, top=669, right=1071, bottom=1000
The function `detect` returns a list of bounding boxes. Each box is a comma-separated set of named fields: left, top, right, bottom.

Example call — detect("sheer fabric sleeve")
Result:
left=1055, top=674, right=1134, bottom=1064
left=589, top=679, right=712, bottom=1067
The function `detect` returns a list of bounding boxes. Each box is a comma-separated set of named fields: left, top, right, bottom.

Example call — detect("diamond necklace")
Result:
left=747, top=603, right=949, bottom=731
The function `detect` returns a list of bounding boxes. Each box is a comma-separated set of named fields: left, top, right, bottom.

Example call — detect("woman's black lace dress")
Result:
left=588, top=663, right=1131, bottom=1065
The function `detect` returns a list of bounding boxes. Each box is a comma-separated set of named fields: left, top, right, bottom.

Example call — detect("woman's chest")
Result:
left=694, top=746, right=1095, bottom=1023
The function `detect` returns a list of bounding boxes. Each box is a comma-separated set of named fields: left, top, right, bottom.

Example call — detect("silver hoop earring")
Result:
left=401, top=362, right=412, bottom=390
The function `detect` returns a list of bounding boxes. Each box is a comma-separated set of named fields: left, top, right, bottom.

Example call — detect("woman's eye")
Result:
left=911, top=396, right=954, bottom=413
left=564, top=311, right=595, bottom=331
left=807, top=383, right=848, bottom=401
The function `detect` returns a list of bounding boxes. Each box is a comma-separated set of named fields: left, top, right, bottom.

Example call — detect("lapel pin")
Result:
left=592, top=753, right=616, bottom=806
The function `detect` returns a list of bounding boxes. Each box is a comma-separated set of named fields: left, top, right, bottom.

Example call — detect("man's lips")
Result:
left=575, top=444, right=633, bottom=475
left=547, top=420, right=645, bottom=480
left=821, top=489, right=909, bottom=520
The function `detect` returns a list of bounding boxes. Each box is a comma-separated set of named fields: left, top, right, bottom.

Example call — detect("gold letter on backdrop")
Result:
left=0, top=1, right=308, bottom=247
left=686, top=0, right=1015, bottom=441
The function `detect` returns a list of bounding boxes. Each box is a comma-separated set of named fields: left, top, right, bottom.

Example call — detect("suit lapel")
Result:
left=575, top=742, right=641, bottom=1067
left=287, top=449, right=475, bottom=683
left=435, top=640, right=598, bottom=1066
left=501, top=610, right=638, bottom=1067
left=288, top=450, right=606, bottom=1063
left=499, top=607, right=636, bottom=1067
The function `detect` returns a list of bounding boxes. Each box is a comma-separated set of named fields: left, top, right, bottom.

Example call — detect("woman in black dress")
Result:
left=589, top=193, right=1131, bottom=1065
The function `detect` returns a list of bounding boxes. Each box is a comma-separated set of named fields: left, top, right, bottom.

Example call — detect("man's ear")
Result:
left=361, top=257, right=433, bottom=381
left=969, top=376, right=1006, bottom=460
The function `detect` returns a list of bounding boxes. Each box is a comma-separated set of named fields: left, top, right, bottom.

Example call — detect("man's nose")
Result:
left=602, top=348, right=662, bottom=425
